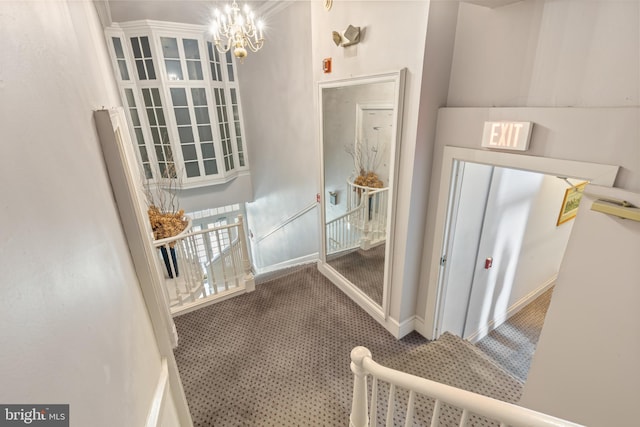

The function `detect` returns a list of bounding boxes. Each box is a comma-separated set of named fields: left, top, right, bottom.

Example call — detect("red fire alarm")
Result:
left=322, top=57, right=332, bottom=74
left=485, top=257, right=493, bottom=269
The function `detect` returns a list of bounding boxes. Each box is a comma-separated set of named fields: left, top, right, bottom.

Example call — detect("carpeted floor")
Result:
left=173, top=265, right=524, bottom=426
left=326, top=244, right=385, bottom=305
left=476, top=287, right=554, bottom=382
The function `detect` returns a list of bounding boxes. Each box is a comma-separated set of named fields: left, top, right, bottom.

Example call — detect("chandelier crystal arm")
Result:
left=210, top=0, right=265, bottom=58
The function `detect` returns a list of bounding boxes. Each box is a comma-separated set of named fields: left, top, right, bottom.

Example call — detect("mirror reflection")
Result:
left=322, top=79, right=397, bottom=307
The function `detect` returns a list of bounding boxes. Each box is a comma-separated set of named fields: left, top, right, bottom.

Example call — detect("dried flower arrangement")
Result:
left=147, top=205, right=187, bottom=241
left=143, top=162, right=188, bottom=242
left=353, top=171, right=383, bottom=188
left=345, top=135, right=386, bottom=188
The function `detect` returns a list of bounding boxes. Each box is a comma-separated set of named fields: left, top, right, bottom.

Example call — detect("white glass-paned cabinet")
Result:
left=105, top=21, right=249, bottom=189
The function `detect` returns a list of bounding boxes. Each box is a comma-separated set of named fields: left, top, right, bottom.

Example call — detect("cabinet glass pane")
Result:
left=160, top=127, right=169, bottom=143
left=178, top=127, right=194, bottom=143
left=143, top=164, right=153, bottom=179
left=198, top=125, right=212, bottom=142
left=187, top=61, right=203, bottom=80
left=170, top=88, right=188, bottom=106
left=182, top=144, right=197, bottom=161
left=155, top=146, right=165, bottom=161
left=140, top=146, right=149, bottom=162
left=185, top=162, right=200, bottom=178
left=146, top=60, right=156, bottom=79
left=165, top=60, right=183, bottom=80
left=174, top=108, right=190, bottom=126
left=130, top=38, right=142, bottom=58
left=204, top=159, right=218, bottom=175
left=207, top=42, right=222, bottom=81
left=112, top=37, right=125, bottom=58
left=156, top=109, right=166, bottom=126
left=163, top=145, right=173, bottom=161
left=183, top=39, right=200, bottom=59
left=225, top=51, right=235, bottom=81
left=117, top=60, right=129, bottom=80
left=191, top=88, right=207, bottom=106
left=135, top=128, right=144, bottom=144
left=140, top=36, right=152, bottom=57
left=131, top=109, right=140, bottom=127
left=125, top=89, right=136, bottom=106
left=201, top=143, right=215, bottom=158
left=150, top=127, right=160, bottom=144
left=146, top=109, right=157, bottom=126
left=151, top=88, right=162, bottom=105
left=194, top=107, right=209, bottom=124
left=135, top=61, right=146, bottom=80
left=161, top=37, right=180, bottom=58
left=142, top=89, right=152, bottom=105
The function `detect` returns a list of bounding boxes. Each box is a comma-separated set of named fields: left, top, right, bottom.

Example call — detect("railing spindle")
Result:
left=404, top=390, right=416, bottom=427
left=459, top=409, right=469, bottom=427
left=370, top=377, right=378, bottom=427
left=202, top=231, right=218, bottom=295
left=430, top=399, right=442, bottom=427
left=386, top=384, right=396, bottom=427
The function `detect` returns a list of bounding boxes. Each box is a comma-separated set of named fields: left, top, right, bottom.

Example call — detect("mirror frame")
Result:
left=317, top=69, right=406, bottom=325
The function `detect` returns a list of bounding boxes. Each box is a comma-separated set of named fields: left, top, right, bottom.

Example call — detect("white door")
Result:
left=462, top=167, right=545, bottom=339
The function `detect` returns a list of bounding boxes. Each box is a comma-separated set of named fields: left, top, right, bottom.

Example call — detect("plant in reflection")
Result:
left=345, top=127, right=386, bottom=188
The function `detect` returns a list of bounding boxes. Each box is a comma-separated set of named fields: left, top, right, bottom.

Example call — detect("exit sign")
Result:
left=481, top=121, right=533, bottom=151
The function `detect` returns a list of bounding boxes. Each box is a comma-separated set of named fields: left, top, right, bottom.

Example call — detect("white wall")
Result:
left=520, top=186, right=640, bottom=425
left=238, top=2, right=319, bottom=269
left=178, top=174, right=254, bottom=213
left=0, top=2, right=181, bottom=426
left=448, top=0, right=639, bottom=107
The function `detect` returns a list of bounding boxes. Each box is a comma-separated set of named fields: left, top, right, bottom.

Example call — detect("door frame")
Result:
left=423, top=146, right=619, bottom=340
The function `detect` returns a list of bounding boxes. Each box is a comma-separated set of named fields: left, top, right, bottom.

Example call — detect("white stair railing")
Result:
left=154, top=214, right=255, bottom=315
left=350, top=346, right=584, bottom=427
left=327, top=183, right=388, bottom=254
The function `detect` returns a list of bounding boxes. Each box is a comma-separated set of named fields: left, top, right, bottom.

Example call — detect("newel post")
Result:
left=237, top=214, right=255, bottom=292
left=350, top=346, right=372, bottom=427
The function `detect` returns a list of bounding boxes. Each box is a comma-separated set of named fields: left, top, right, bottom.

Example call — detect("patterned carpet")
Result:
left=173, top=265, right=525, bottom=426
left=476, top=287, right=554, bottom=382
left=326, top=244, right=385, bottom=305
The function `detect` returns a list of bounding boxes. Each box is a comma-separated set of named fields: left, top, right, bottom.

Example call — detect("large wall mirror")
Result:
left=317, top=70, right=405, bottom=322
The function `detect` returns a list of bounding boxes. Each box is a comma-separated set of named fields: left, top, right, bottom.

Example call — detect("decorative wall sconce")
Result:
left=332, top=25, right=361, bottom=47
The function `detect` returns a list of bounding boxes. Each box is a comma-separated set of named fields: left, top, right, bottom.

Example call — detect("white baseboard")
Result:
left=145, top=358, right=169, bottom=427
left=386, top=316, right=418, bottom=339
left=466, top=275, right=556, bottom=344
left=170, top=287, right=247, bottom=317
left=412, top=315, right=430, bottom=339
left=254, top=252, right=319, bottom=276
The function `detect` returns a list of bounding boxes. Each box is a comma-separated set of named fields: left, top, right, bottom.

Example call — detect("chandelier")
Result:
left=210, top=1, right=265, bottom=59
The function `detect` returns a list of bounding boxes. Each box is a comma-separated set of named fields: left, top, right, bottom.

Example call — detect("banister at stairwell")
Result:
left=153, top=214, right=255, bottom=314
left=349, top=346, right=585, bottom=427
